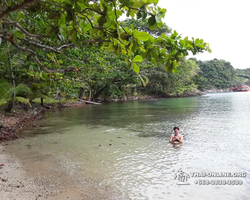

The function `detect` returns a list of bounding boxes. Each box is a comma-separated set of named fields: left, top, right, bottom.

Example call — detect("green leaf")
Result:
left=132, top=55, right=143, bottom=63
left=14, top=31, right=24, bottom=39
left=77, top=2, right=85, bottom=9
left=111, top=30, right=119, bottom=38
left=98, top=16, right=107, bottom=26
left=137, top=11, right=142, bottom=19
left=100, top=0, right=108, bottom=12
left=58, top=13, right=66, bottom=26
left=172, top=50, right=177, bottom=55
left=133, top=0, right=144, bottom=8
left=155, top=16, right=161, bottom=23
left=120, top=32, right=130, bottom=40
left=106, top=45, right=115, bottom=52
left=134, top=31, right=150, bottom=41
left=83, top=22, right=92, bottom=32
left=158, top=8, right=167, bottom=17
left=142, top=12, right=147, bottom=20
left=115, top=10, right=123, bottom=18
left=172, top=67, right=178, bottom=73
left=151, top=49, right=158, bottom=57
left=148, top=16, right=156, bottom=26
left=133, top=63, right=140, bottom=74
left=157, top=21, right=163, bottom=28
left=149, top=23, right=157, bottom=30
left=160, top=49, right=166, bottom=54
left=15, top=97, right=32, bottom=107
left=171, top=30, right=178, bottom=39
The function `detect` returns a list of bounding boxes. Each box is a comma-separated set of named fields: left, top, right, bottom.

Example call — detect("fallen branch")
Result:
left=78, top=99, right=101, bottom=105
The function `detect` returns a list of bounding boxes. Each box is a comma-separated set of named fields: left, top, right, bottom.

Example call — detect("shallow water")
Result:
left=5, top=92, right=250, bottom=200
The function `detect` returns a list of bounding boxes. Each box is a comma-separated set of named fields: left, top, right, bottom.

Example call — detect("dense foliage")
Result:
left=192, top=58, right=237, bottom=90
left=0, top=0, right=215, bottom=112
left=234, top=68, right=250, bottom=86
left=0, top=0, right=211, bottom=73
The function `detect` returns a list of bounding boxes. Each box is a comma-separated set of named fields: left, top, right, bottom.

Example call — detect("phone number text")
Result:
left=194, top=180, right=243, bottom=185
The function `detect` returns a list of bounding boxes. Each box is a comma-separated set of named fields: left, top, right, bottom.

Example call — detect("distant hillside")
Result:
left=189, top=58, right=250, bottom=91
left=234, top=68, right=250, bottom=86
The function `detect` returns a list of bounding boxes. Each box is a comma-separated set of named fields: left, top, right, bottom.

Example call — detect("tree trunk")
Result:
left=92, top=86, right=107, bottom=101
left=4, top=100, right=13, bottom=112
left=81, top=89, right=85, bottom=99
left=7, top=43, right=16, bottom=99
left=78, top=87, right=85, bottom=99
left=123, top=94, right=127, bottom=101
left=54, top=87, right=60, bottom=101
left=41, top=98, right=44, bottom=107
left=88, top=86, right=92, bottom=101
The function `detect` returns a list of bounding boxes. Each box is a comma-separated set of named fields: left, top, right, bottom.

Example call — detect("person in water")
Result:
left=169, top=127, right=183, bottom=144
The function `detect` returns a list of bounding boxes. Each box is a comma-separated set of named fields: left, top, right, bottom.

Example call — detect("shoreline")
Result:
left=0, top=101, right=86, bottom=199
left=0, top=101, right=86, bottom=142
left=0, top=91, right=219, bottom=142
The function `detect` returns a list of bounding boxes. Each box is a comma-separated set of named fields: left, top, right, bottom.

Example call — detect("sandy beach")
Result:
left=0, top=141, right=124, bottom=200
left=0, top=144, right=37, bottom=200
left=0, top=101, right=124, bottom=200
left=0, top=143, right=83, bottom=200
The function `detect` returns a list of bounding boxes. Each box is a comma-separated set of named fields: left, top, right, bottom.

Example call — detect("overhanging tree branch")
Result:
left=0, top=0, right=36, bottom=20
left=58, top=44, right=74, bottom=50
left=82, top=39, right=110, bottom=43
left=19, top=39, right=87, bottom=64
left=0, top=35, right=80, bottom=73
left=2, top=21, right=49, bottom=38
left=20, top=38, right=60, bottom=52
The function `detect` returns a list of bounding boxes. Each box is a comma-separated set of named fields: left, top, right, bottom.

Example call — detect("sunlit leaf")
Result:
left=134, top=32, right=150, bottom=41
left=132, top=55, right=143, bottom=62
left=133, top=63, right=140, bottom=73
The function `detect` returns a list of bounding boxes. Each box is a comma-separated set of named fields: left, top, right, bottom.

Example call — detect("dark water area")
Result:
left=5, top=92, right=250, bottom=200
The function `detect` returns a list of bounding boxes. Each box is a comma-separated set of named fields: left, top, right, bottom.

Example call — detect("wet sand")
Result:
left=0, top=144, right=82, bottom=200
left=0, top=143, right=125, bottom=200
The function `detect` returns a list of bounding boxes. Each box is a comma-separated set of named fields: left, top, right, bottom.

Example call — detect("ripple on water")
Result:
left=5, top=93, right=250, bottom=200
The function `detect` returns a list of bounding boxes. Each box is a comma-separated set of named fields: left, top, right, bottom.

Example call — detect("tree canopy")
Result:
left=0, top=0, right=211, bottom=74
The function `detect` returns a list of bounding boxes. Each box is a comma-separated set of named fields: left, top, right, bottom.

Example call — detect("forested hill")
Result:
left=235, top=68, right=250, bottom=86
left=190, top=58, right=250, bottom=91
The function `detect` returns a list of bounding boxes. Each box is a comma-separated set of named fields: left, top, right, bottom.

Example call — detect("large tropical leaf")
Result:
left=0, top=79, right=11, bottom=100
left=4, top=83, right=32, bottom=99
left=15, top=97, right=31, bottom=107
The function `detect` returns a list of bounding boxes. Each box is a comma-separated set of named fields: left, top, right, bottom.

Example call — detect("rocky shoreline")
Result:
left=0, top=101, right=86, bottom=143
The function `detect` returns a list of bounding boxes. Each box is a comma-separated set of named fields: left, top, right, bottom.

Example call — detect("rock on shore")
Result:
left=0, top=108, right=45, bottom=142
